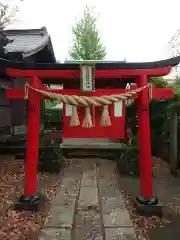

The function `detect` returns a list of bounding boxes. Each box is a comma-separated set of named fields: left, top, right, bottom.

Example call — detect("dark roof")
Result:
left=1, top=56, right=180, bottom=70
left=4, top=27, right=56, bottom=60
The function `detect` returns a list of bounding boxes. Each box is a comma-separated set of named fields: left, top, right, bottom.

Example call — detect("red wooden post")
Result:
left=136, top=75, right=157, bottom=205
left=23, top=77, right=41, bottom=201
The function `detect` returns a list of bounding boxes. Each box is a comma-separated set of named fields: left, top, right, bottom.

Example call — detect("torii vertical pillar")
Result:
left=136, top=75, right=158, bottom=213
left=14, top=77, right=42, bottom=211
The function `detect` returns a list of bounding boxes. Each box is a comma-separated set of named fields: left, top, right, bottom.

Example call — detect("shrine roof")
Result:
left=0, top=56, right=180, bottom=70
left=4, top=27, right=55, bottom=60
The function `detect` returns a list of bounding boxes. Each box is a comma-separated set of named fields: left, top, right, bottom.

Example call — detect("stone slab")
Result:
left=101, top=197, right=132, bottom=227
left=78, top=159, right=96, bottom=171
left=99, top=182, right=121, bottom=198
left=52, top=195, right=76, bottom=206
left=39, top=228, right=71, bottom=240
left=78, top=186, right=99, bottom=209
left=98, top=167, right=117, bottom=177
left=74, top=226, right=103, bottom=240
left=60, top=138, right=124, bottom=149
left=60, top=143, right=123, bottom=149
left=97, top=163, right=117, bottom=185
left=45, top=197, right=76, bottom=228
left=58, top=184, right=79, bottom=198
left=57, top=177, right=80, bottom=198
left=97, top=158, right=117, bottom=168
left=74, top=227, right=103, bottom=240
left=103, top=209, right=133, bottom=228
left=62, top=138, right=114, bottom=144
left=63, top=166, right=82, bottom=176
left=61, top=177, right=80, bottom=187
left=75, top=208, right=101, bottom=227
left=81, top=170, right=97, bottom=187
left=105, top=227, right=137, bottom=240
left=74, top=208, right=102, bottom=239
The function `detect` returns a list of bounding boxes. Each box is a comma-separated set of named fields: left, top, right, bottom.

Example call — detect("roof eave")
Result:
left=22, top=35, right=50, bottom=58
left=47, top=37, right=56, bottom=62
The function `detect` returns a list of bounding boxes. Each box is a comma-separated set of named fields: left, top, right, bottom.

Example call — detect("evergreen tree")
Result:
left=69, top=5, right=106, bottom=60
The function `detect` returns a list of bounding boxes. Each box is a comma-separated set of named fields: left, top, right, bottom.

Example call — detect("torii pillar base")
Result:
left=13, top=194, right=45, bottom=212
left=134, top=196, right=163, bottom=217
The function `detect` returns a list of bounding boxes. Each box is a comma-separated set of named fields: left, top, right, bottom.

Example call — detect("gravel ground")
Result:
left=0, top=155, right=64, bottom=240
left=118, top=157, right=180, bottom=240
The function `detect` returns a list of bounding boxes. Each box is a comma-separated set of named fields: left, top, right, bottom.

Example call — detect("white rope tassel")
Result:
left=24, top=83, right=29, bottom=99
left=83, top=107, right=93, bottom=128
left=100, top=105, right=111, bottom=126
left=148, top=84, right=152, bottom=100
left=70, top=106, right=80, bottom=126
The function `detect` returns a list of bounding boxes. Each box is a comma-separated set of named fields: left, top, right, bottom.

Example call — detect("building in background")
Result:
left=0, top=27, right=56, bottom=137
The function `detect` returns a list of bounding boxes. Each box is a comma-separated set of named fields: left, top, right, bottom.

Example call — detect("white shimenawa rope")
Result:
left=24, top=83, right=152, bottom=128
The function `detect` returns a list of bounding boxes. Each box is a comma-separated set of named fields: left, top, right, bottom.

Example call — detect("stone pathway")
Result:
left=39, top=158, right=137, bottom=240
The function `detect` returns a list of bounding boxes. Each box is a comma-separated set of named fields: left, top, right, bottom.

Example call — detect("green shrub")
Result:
left=125, top=77, right=180, bottom=158
left=117, top=135, right=139, bottom=176
left=44, top=109, right=62, bottom=122
left=38, top=131, right=64, bottom=173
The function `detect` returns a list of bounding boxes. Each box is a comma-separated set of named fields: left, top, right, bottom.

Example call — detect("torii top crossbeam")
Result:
left=1, top=56, right=180, bottom=79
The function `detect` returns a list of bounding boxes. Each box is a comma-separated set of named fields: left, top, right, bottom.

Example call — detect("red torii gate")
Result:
left=2, top=57, right=180, bottom=212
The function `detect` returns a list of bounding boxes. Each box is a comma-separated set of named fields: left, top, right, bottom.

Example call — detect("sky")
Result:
left=5, top=0, right=180, bottom=63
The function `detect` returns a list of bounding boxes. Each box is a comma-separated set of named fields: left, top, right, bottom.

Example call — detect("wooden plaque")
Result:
left=80, top=65, right=95, bottom=92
